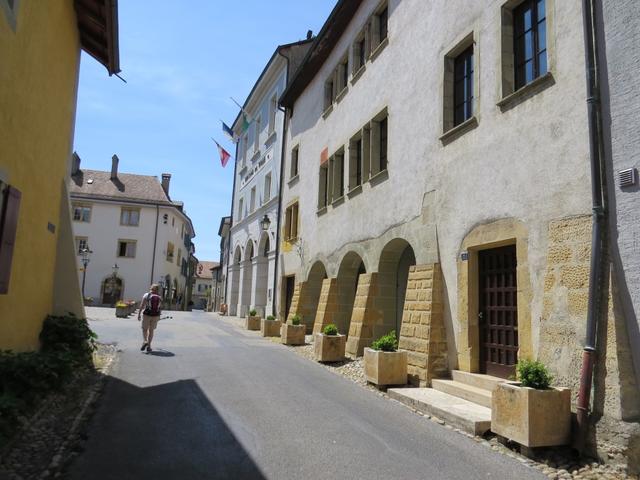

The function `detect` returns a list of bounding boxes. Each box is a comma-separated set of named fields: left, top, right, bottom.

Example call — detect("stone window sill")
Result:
left=332, top=195, right=345, bottom=207
left=347, top=184, right=362, bottom=198
left=336, top=87, right=348, bottom=104
left=288, top=174, right=299, bottom=186
left=440, top=116, right=479, bottom=146
left=497, top=72, right=555, bottom=112
left=265, top=130, right=277, bottom=146
left=369, top=169, right=388, bottom=186
left=316, top=206, right=327, bottom=216
left=322, top=104, right=333, bottom=119
left=351, top=66, right=366, bottom=85
left=370, top=36, right=389, bottom=62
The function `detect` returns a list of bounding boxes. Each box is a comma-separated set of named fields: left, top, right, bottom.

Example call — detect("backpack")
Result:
left=144, top=293, right=161, bottom=317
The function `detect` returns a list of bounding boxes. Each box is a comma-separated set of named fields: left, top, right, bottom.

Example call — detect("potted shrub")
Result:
left=261, top=315, right=281, bottom=337
left=364, top=331, right=407, bottom=386
left=492, top=359, right=571, bottom=448
left=83, top=296, right=94, bottom=306
left=314, top=324, right=346, bottom=362
left=245, top=309, right=261, bottom=330
left=281, top=314, right=306, bottom=346
left=115, top=301, right=129, bottom=318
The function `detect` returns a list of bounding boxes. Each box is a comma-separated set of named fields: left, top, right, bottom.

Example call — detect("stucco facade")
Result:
left=0, top=0, right=118, bottom=351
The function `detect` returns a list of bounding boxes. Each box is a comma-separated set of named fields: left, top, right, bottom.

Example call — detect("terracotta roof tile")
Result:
left=70, top=169, right=171, bottom=204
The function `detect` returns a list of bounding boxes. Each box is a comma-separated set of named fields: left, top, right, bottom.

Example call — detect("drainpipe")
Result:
left=273, top=48, right=291, bottom=318
left=150, top=204, right=160, bottom=285
left=577, top=0, right=607, bottom=443
left=225, top=137, right=239, bottom=314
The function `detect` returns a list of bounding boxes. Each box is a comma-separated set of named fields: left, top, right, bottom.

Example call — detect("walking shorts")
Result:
left=142, top=314, right=160, bottom=331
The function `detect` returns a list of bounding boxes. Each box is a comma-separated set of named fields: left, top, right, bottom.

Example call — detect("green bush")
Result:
left=291, top=314, right=301, bottom=326
left=371, top=331, right=398, bottom=352
left=322, top=324, right=338, bottom=336
left=40, top=314, right=97, bottom=366
left=266, top=315, right=276, bottom=321
left=249, top=309, right=257, bottom=317
left=517, top=359, right=552, bottom=389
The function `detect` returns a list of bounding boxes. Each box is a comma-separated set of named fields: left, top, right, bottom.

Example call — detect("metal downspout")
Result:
left=225, top=136, right=239, bottom=314
left=577, top=0, right=608, bottom=444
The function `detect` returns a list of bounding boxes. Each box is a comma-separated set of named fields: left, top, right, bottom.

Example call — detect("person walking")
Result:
left=138, top=284, right=162, bottom=353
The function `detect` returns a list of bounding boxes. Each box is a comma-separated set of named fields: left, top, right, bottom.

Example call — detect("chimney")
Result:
left=111, top=154, right=119, bottom=179
left=71, top=152, right=81, bottom=176
left=306, top=30, right=313, bottom=40
left=161, top=173, right=171, bottom=197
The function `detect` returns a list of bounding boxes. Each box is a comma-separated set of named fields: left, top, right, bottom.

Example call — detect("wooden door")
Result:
left=479, top=245, right=518, bottom=378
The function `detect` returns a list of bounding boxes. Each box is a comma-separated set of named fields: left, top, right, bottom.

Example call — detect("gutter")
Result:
left=225, top=142, right=239, bottom=313
left=577, top=0, right=608, bottom=445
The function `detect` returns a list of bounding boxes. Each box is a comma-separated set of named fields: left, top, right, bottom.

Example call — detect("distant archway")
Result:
left=229, top=246, right=242, bottom=315
left=101, top=276, right=123, bottom=306
left=254, top=232, right=270, bottom=316
left=239, top=239, right=254, bottom=317
left=335, top=252, right=366, bottom=336
left=300, top=261, right=328, bottom=331
left=378, top=239, right=416, bottom=337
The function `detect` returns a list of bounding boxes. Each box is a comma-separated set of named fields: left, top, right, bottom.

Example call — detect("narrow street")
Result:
left=66, top=308, right=544, bottom=480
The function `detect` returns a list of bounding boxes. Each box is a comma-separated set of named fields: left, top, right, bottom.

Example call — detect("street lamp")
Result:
left=80, top=248, right=92, bottom=299
left=109, top=263, right=119, bottom=306
left=260, top=214, right=271, bottom=231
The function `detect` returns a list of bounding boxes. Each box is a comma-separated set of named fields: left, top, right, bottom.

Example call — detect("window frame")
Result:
left=75, top=237, right=89, bottom=255
left=370, top=108, right=389, bottom=177
left=120, top=207, right=140, bottom=227
left=118, top=239, right=137, bottom=259
left=72, top=204, right=92, bottom=223
left=513, top=0, right=547, bottom=90
left=166, top=241, right=175, bottom=262
left=264, top=173, right=272, bottom=203
left=290, top=145, right=300, bottom=179
left=453, top=45, right=474, bottom=127
left=284, top=201, right=299, bottom=241
left=268, top=92, right=278, bottom=134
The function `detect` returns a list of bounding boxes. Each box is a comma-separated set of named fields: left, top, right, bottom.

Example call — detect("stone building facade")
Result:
left=226, top=39, right=313, bottom=318
left=276, top=0, right=638, bottom=466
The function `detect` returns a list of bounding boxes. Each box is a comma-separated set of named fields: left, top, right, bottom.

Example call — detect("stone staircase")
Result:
left=388, top=370, right=506, bottom=435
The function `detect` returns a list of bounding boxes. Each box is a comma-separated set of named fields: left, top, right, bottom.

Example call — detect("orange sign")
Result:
left=320, top=147, right=329, bottom=165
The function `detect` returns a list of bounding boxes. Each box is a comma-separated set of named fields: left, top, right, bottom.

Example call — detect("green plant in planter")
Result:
left=266, top=315, right=276, bottom=321
left=291, top=314, right=301, bottom=326
left=322, top=324, right=338, bottom=336
left=371, top=331, right=398, bottom=352
left=249, top=309, right=257, bottom=317
left=517, top=359, right=552, bottom=389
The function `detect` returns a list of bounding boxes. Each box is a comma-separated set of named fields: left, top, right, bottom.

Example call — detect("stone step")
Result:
left=388, top=388, right=491, bottom=436
left=431, top=379, right=493, bottom=408
left=451, top=370, right=506, bottom=392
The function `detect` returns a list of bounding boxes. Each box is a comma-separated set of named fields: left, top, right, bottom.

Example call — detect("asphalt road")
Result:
left=67, top=308, right=544, bottom=480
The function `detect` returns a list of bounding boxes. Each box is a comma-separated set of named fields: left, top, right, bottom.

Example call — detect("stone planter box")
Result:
left=261, top=319, right=282, bottom=337
left=115, top=306, right=128, bottom=318
left=245, top=315, right=261, bottom=331
left=491, top=382, right=571, bottom=447
left=281, top=323, right=306, bottom=345
left=364, top=348, right=408, bottom=386
left=314, top=333, right=346, bottom=362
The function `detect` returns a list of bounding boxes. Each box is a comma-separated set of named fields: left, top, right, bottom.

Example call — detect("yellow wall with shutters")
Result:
left=0, top=1, right=84, bottom=351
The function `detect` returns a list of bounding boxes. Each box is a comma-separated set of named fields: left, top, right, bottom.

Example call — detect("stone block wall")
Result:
left=286, top=281, right=316, bottom=333
left=346, top=273, right=380, bottom=357
left=398, top=264, right=448, bottom=386
left=312, top=278, right=339, bottom=334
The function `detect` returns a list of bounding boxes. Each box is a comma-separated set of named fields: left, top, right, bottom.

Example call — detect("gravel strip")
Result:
left=0, top=343, right=118, bottom=480
left=221, top=315, right=636, bottom=480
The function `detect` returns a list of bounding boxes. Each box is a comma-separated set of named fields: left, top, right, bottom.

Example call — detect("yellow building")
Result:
left=0, top=0, right=120, bottom=351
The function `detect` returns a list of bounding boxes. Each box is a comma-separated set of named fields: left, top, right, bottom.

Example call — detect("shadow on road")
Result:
left=65, top=377, right=266, bottom=480
left=145, top=349, right=175, bottom=357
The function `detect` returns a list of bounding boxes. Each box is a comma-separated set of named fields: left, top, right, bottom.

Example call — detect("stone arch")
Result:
left=296, top=260, right=327, bottom=331
left=100, top=275, right=123, bottom=306
left=335, top=252, right=366, bottom=336
left=456, top=218, right=532, bottom=375
left=228, top=246, right=242, bottom=315
left=254, top=232, right=270, bottom=315
left=239, top=239, right=255, bottom=317
left=378, top=238, right=417, bottom=338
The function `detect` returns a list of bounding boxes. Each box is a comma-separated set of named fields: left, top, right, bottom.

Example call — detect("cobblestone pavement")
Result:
left=222, top=314, right=636, bottom=480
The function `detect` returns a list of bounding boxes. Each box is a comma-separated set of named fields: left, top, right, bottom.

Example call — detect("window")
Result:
left=324, top=76, right=336, bottom=111
left=0, top=184, right=20, bottom=294
left=331, top=149, right=345, bottom=202
left=253, top=116, right=261, bottom=152
left=177, top=248, right=182, bottom=265
left=284, top=202, right=299, bottom=241
left=290, top=145, right=299, bottom=179
left=337, top=54, right=349, bottom=94
left=238, top=198, right=244, bottom=221
left=349, top=133, right=366, bottom=190
left=75, top=237, right=88, bottom=255
left=250, top=187, right=256, bottom=212
left=118, top=240, right=137, bottom=258
left=264, top=173, right=272, bottom=203
left=372, top=2, right=389, bottom=50
left=318, top=164, right=329, bottom=209
left=353, top=30, right=368, bottom=73
left=73, top=204, right=91, bottom=223
left=242, top=134, right=249, bottom=165
left=268, top=93, right=277, bottom=134
left=371, top=109, right=388, bottom=175
left=454, top=46, right=474, bottom=126
left=120, top=207, right=140, bottom=226
left=166, top=242, right=174, bottom=261
left=514, top=0, right=547, bottom=90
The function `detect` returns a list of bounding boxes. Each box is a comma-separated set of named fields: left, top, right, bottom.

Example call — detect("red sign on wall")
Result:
left=320, top=147, right=328, bottom=165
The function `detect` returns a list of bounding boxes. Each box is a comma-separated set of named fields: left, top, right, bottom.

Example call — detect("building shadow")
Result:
left=65, top=377, right=266, bottom=480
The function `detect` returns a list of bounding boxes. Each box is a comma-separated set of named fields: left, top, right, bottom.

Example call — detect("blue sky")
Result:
left=74, top=0, right=336, bottom=262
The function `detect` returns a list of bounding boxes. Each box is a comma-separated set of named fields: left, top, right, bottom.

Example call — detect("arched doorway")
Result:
left=101, top=276, right=123, bottom=306
left=240, top=239, right=254, bottom=317
left=301, top=261, right=327, bottom=331
left=254, top=233, right=270, bottom=316
left=378, top=239, right=416, bottom=338
left=229, top=246, right=242, bottom=315
left=335, top=252, right=366, bottom=336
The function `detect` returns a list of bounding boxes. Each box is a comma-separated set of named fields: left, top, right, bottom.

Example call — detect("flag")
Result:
left=221, top=121, right=236, bottom=142
left=230, top=97, right=252, bottom=133
left=213, top=139, right=231, bottom=167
